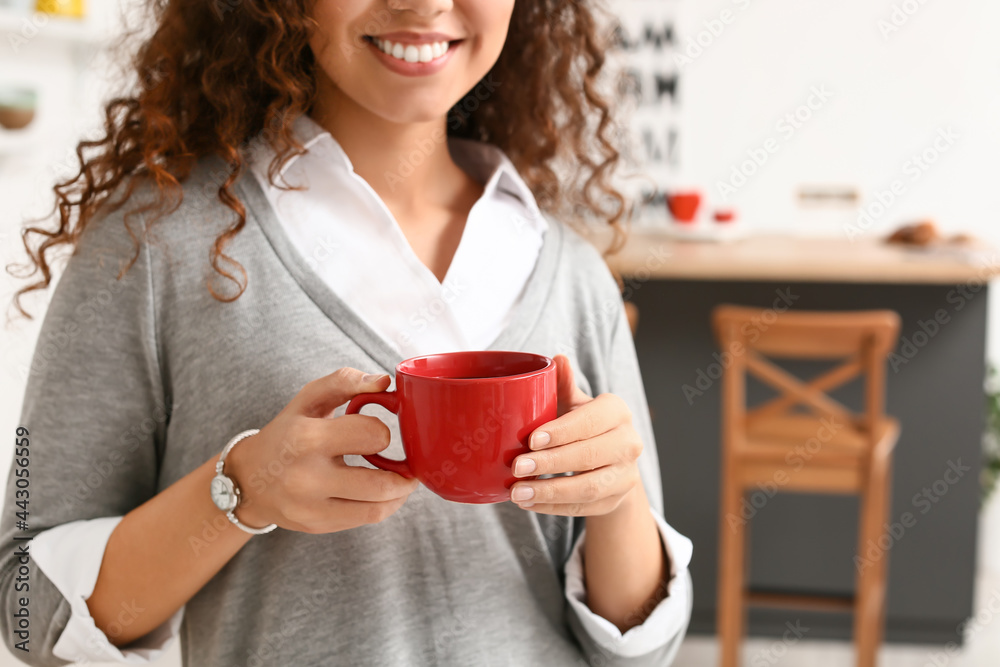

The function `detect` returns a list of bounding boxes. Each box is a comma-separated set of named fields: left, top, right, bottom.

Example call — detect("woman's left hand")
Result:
left=509, top=354, right=644, bottom=515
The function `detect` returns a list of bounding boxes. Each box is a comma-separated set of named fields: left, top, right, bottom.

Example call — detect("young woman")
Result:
left=2, top=0, right=692, bottom=665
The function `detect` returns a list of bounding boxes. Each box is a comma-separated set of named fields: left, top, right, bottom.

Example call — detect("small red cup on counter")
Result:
left=713, top=209, right=736, bottom=223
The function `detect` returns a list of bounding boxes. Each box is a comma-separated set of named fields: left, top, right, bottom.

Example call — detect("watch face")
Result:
left=210, top=475, right=236, bottom=511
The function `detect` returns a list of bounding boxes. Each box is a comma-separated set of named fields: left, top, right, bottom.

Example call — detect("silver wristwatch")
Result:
left=210, top=428, right=277, bottom=535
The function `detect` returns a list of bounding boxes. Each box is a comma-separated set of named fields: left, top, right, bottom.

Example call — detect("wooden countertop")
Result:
left=583, top=227, right=1000, bottom=284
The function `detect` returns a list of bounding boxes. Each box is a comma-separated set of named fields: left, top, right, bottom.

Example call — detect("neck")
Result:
left=309, top=77, right=472, bottom=215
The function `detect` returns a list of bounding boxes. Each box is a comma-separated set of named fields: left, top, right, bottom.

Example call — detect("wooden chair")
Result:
left=711, top=304, right=902, bottom=667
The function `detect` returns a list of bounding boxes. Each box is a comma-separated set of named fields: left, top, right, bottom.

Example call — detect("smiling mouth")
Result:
left=363, top=35, right=463, bottom=64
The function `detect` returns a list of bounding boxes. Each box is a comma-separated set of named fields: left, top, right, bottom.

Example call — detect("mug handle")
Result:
left=345, top=391, right=415, bottom=479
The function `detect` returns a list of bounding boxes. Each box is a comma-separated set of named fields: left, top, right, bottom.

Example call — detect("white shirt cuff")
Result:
left=564, top=507, right=693, bottom=658
left=29, top=516, right=184, bottom=663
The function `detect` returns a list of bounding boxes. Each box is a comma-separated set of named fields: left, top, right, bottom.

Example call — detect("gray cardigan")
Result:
left=0, top=155, right=691, bottom=666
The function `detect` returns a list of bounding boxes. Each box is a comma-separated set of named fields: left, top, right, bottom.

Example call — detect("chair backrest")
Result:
left=711, top=304, right=901, bottom=442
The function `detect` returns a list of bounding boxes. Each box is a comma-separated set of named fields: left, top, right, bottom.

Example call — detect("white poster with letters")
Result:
left=605, top=0, right=680, bottom=225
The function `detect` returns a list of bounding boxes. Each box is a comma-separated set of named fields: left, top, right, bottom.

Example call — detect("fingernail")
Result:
left=513, top=457, right=536, bottom=477
left=362, top=373, right=387, bottom=383
left=530, top=431, right=550, bottom=449
left=511, top=486, right=534, bottom=502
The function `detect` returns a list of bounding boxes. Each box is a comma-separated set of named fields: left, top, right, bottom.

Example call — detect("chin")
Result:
left=367, top=97, right=461, bottom=126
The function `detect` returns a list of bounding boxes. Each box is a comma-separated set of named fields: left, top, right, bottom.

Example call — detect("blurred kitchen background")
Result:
left=1, top=0, right=999, bottom=665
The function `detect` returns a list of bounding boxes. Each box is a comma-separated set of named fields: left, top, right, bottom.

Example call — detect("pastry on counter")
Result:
left=884, top=220, right=973, bottom=246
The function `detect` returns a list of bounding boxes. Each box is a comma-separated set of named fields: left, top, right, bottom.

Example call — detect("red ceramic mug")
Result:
left=667, top=191, right=702, bottom=223
left=345, top=350, right=557, bottom=504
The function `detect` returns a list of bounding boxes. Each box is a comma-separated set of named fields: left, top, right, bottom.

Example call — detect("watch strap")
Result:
left=227, top=508, right=277, bottom=535
left=216, top=428, right=278, bottom=535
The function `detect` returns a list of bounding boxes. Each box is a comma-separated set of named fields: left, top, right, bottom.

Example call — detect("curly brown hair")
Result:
left=7, top=0, right=633, bottom=321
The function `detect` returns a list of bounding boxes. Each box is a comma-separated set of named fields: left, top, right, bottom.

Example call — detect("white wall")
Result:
left=675, top=0, right=1000, bottom=233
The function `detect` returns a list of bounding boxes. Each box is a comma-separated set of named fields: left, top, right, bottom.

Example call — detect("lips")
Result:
left=363, top=34, right=461, bottom=77
left=367, top=30, right=460, bottom=43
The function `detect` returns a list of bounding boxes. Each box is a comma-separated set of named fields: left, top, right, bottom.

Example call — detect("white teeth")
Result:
left=373, top=37, right=452, bottom=64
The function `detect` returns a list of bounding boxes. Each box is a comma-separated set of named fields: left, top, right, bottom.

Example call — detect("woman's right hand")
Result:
left=225, top=367, right=419, bottom=534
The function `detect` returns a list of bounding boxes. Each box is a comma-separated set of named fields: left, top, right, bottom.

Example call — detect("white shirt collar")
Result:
left=249, top=113, right=546, bottom=230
